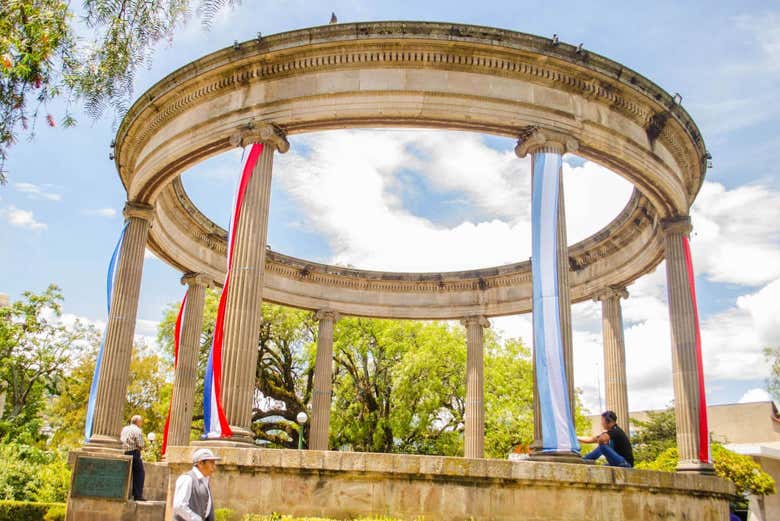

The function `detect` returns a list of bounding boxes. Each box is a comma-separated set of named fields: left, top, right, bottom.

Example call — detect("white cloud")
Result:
left=691, top=182, right=780, bottom=286
left=83, top=208, right=117, bottom=218
left=144, top=248, right=160, bottom=260
left=1, top=205, right=47, bottom=230
left=738, top=388, right=772, bottom=404
left=274, top=129, right=631, bottom=272
left=14, top=182, right=62, bottom=201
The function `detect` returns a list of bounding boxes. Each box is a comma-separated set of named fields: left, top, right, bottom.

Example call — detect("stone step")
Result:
left=129, top=500, right=165, bottom=521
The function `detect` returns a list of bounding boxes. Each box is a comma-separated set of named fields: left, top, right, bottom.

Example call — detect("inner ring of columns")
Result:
left=114, top=21, right=707, bottom=319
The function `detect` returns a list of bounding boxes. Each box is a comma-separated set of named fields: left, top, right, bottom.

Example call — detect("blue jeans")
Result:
left=584, top=444, right=632, bottom=468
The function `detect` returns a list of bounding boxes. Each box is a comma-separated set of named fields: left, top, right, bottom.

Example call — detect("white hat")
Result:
left=192, top=448, right=222, bottom=465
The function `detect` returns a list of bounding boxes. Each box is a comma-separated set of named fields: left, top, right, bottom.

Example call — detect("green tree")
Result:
left=0, top=284, right=87, bottom=444
left=630, top=407, right=677, bottom=464
left=0, top=0, right=241, bottom=182
left=330, top=318, right=467, bottom=455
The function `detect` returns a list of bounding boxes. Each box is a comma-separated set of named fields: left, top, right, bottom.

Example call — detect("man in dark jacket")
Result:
left=578, top=410, right=634, bottom=468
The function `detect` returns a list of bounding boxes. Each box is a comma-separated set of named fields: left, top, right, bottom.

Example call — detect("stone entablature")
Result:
left=115, top=21, right=705, bottom=319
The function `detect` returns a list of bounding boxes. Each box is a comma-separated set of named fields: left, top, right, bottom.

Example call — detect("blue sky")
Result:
left=1, top=1, right=779, bottom=413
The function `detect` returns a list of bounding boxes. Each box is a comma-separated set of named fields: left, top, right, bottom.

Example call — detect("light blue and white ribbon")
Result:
left=531, top=152, right=580, bottom=453
left=84, top=222, right=129, bottom=441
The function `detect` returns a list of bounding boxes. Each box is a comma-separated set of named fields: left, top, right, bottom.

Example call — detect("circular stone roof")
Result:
left=114, top=21, right=707, bottom=319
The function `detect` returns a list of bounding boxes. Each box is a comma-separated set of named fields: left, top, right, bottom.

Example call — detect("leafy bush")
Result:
left=637, top=443, right=776, bottom=496
left=216, top=508, right=237, bottom=521
left=0, top=500, right=65, bottom=521
left=43, top=504, right=66, bottom=521
left=0, top=443, right=70, bottom=502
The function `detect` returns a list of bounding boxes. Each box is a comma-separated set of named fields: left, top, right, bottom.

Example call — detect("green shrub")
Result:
left=43, top=504, right=66, bottom=521
left=216, top=508, right=238, bottom=521
left=0, top=443, right=71, bottom=502
left=0, top=500, right=64, bottom=521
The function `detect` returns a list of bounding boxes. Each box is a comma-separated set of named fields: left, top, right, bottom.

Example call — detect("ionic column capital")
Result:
left=661, top=216, right=692, bottom=236
left=180, top=272, right=213, bottom=288
left=315, top=309, right=341, bottom=323
left=461, top=315, right=491, bottom=329
left=122, top=201, right=155, bottom=222
left=229, top=122, right=290, bottom=153
left=593, top=286, right=629, bottom=303
left=515, top=127, right=579, bottom=158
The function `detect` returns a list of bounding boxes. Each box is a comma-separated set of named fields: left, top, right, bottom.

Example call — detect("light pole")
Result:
left=296, top=411, right=308, bottom=450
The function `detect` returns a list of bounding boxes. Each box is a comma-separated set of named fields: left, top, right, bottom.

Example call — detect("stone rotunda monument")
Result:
left=67, top=21, right=734, bottom=521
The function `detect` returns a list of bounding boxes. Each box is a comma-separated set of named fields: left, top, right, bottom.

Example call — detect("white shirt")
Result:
left=120, top=424, right=144, bottom=452
left=173, top=467, right=212, bottom=521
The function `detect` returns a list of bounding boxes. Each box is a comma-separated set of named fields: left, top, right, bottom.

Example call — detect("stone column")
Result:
left=594, top=286, right=630, bottom=434
left=516, top=128, right=579, bottom=457
left=662, top=216, right=714, bottom=473
left=310, top=310, right=340, bottom=451
left=462, top=315, right=490, bottom=459
left=86, top=202, right=154, bottom=450
left=167, top=273, right=210, bottom=449
left=218, top=124, right=290, bottom=444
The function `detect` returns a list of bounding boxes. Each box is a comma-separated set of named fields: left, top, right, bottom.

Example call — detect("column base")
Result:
left=195, top=426, right=256, bottom=447
left=83, top=434, right=123, bottom=453
left=676, top=460, right=716, bottom=474
left=529, top=450, right=585, bottom=464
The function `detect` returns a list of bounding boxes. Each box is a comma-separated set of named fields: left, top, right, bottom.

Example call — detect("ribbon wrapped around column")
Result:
left=161, top=290, right=188, bottom=454
left=203, top=143, right=265, bottom=438
left=84, top=222, right=129, bottom=441
left=531, top=151, right=579, bottom=454
left=681, top=235, right=710, bottom=463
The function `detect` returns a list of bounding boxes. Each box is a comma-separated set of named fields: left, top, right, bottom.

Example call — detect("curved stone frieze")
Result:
left=118, top=21, right=708, bottom=319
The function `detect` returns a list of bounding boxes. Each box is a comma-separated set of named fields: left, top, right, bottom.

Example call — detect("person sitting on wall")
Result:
left=577, top=410, right=634, bottom=468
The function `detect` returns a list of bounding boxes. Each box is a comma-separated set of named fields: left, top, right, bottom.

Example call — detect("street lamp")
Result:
left=296, top=411, right=308, bottom=450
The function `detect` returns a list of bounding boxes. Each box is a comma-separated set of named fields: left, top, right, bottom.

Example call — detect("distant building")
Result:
left=589, top=401, right=780, bottom=521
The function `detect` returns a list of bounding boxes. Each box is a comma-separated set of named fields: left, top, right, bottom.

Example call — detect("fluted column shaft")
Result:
left=310, top=310, right=340, bottom=451
left=556, top=175, right=576, bottom=424
left=596, top=287, right=630, bottom=434
left=167, top=274, right=209, bottom=448
left=87, top=202, right=154, bottom=449
left=462, top=316, right=490, bottom=459
left=663, top=217, right=713, bottom=473
left=220, top=139, right=283, bottom=443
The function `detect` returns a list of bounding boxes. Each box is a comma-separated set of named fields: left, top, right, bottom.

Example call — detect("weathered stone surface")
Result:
left=160, top=447, right=733, bottom=521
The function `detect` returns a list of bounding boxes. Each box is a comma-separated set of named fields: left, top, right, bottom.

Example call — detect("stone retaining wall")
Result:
left=164, top=447, right=735, bottom=521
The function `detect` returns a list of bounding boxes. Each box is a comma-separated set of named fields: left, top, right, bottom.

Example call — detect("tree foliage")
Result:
left=0, top=284, right=89, bottom=444
left=0, top=0, right=242, bottom=182
left=630, top=407, right=677, bottom=464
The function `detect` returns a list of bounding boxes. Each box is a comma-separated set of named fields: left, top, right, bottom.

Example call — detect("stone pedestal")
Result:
left=462, top=316, right=490, bottom=459
left=166, top=273, right=210, bottom=449
left=310, top=310, right=340, bottom=451
left=87, top=202, right=154, bottom=451
left=595, top=286, right=630, bottom=433
left=219, top=124, right=289, bottom=444
left=663, top=217, right=714, bottom=474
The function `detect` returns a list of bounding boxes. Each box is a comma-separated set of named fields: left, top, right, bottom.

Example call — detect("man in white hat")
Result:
left=172, top=448, right=222, bottom=521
